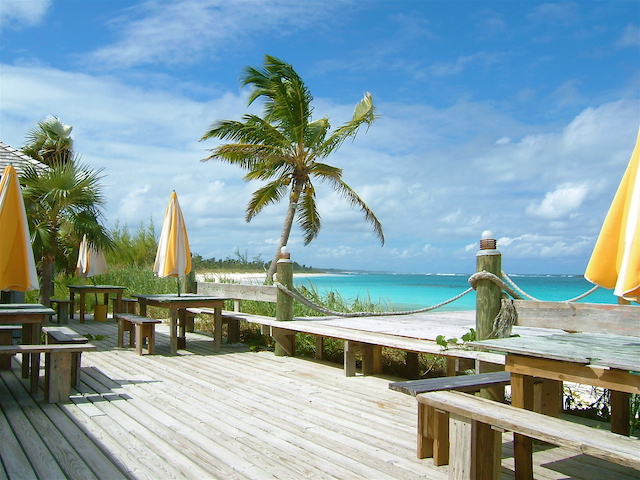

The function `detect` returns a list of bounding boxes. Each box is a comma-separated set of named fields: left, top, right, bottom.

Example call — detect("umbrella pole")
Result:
left=177, top=277, right=181, bottom=296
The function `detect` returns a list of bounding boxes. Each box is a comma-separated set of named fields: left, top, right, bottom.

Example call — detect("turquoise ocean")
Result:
left=294, top=273, right=621, bottom=311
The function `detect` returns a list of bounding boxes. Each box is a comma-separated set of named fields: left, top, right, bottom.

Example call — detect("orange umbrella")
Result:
left=0, top=165, right=39, bottom=292
left=154, top=191, right=192, bottom=294
left=76, top=234, right=108, bottom=278
left=585, top=128, right=640, bottom=301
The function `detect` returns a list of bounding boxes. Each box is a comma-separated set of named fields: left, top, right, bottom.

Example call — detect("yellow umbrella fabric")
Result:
left=75, top=234, right=108, bottom=278
left=585, top=128, right=640, bottom=300
left=0, top=165, right=39, bottom=292
left=154, top=191, right=192, bottom=279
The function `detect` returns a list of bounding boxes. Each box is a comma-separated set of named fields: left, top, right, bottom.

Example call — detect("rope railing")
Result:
left=272, top=270, right=602, bottom=318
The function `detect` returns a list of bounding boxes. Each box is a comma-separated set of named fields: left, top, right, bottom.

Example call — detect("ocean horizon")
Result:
left=294, top=272, right=621, bottom=312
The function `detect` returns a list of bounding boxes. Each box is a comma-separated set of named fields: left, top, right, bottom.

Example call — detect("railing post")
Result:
left=274, top=246, right=295, bottom=356
left=475, top=231, right=502, bottom=341
left=475, top=231, right=504, bottom=407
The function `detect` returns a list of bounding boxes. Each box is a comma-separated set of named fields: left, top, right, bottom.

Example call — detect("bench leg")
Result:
left=227, top=318, right=240, bottom=343
left=344, top=340, right=357, bottom=377
left=45, top=351, right=72, bottom=403
left=611, top=390, right=631, bottom=436
left=71, top=352, right=82, bottom=387
left=117, top=319, right=125, bottom=348
left=315, top=336, right=324, bottom=360
left=362, top=344, right=382, bottom=375
left=449, top=414, right=500, bottom=480
left=0, top=330, right=13, bottom=370
left=58, top=302, right=69, bottom=324
left=511, top=373, right=535, bottom=480
left=135, top=324, right=144, bottom=356
left=146, top=324, right=156, bottom=355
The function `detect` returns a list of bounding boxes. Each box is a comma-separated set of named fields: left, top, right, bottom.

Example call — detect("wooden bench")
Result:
left=389, top=370, right=511, bottom=396
left=197, top=281, right=504, bottom=376
left=115, top=313, right=161, bottom=355
left=43, top=326, right=88, bottom=387
left=0, top=344, right=96, bottom=403
left=112, top=296, right=137, bottom=314
left=417, top=390, right=640, bottom=479
left=50, top=298, right=72, bottom=323
left=0, top=325, right=21, bottom=370
left=185, top=307, right=243, bottom=346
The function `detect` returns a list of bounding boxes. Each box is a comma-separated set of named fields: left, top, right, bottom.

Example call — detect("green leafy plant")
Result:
left=436, top=328, right=476, bottom=350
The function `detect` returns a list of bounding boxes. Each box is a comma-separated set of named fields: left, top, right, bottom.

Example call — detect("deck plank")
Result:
left=0, top=318, right=637, bottom=480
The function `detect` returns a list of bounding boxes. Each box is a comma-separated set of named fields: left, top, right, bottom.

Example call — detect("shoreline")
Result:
left=196, top=272, right=332, bottom=284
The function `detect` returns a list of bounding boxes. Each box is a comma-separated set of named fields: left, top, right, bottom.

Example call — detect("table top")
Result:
left=0, top=304, right=55, bottom=316
left=469, top=332, right=640, bottom=372
left=68, top=285, right=126, bottom=291
left=133, top=294, right=226, bottom=304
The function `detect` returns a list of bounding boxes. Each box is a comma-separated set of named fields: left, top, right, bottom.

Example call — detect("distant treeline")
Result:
left=192, top=249, right=319, bottom=273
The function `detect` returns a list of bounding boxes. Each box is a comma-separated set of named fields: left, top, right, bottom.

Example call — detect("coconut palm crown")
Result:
left=200, top=55, right=384, bottom=278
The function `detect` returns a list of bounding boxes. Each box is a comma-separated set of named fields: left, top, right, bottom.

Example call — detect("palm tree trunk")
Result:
left=267, top=189, right=300, bottom=280
left=39, top=255, right=54, bottom=307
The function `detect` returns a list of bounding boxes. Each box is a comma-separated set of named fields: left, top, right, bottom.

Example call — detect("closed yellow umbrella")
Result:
left=154, top=191, right=192, bottom=294
left=585, top=128, right=640, bottom=301
left=76, top=234, right=108, bottom=278
left=0, top=165, right=39, bottom=292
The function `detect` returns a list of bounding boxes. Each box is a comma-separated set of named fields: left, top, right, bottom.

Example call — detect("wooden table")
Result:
left=0, top=304, right=55, bottom=392
left=68, top=285, right=126, bottom=323
left=470, top=333, right=640, bottom=480
left=133, top=294, right=227, bottom=355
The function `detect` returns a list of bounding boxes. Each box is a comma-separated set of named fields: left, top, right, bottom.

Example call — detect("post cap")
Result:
left=479, top=231, right=497, bottom=250
left=279, top=245, right=290, bottom=259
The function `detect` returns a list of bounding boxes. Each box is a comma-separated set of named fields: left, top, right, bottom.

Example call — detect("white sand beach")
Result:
left=196, top=271, right=331, bottom=284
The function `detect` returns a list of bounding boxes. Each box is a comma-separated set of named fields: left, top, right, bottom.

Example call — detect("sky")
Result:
left=1, top=0, right=638, bottom=276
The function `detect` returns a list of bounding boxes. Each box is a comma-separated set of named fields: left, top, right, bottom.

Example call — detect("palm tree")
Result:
left=20, top=155, right=112, bottom=306
left=22, top=115, right=74, bottom=165
left=200, top=55, right=384, bottom=278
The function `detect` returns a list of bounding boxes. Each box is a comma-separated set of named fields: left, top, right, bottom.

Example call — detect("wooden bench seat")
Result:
left=50, top=298, right=73, bottom=323
left=417, top=390, right=640, bottom=479
left=389, top=370, right=511, bottom=396
left=43, top=327, right=88, bottom=387
left=115, top=313, right=161, bottom=355
left=0, top=344, right=96, bottom=403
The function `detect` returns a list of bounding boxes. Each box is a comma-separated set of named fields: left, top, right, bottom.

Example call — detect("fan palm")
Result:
left=20, top=155, right=112, bottom=306
left=201, top=55, right=384, bottom=278
left=22, top=115, right=74, bottom=165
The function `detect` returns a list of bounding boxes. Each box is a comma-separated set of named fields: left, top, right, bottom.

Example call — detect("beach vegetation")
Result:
left=200, top=54, right=384, bottom=280
left=20, top=153, right=112, bottom=307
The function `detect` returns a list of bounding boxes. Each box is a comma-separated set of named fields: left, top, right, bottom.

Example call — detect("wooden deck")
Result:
left=1, top=318, right=638, bottom=480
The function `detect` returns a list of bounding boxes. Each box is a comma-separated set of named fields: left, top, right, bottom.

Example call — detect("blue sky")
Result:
left=1, top=0, right=638, bottom=275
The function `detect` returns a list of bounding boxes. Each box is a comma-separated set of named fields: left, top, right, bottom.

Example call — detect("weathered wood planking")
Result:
left=514, top=300, right=640, bottom=336
left=471, top=333, right=640, bottom=372
left=2, top=320, right=634, bottom=480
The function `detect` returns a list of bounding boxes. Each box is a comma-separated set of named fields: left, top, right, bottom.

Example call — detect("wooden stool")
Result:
left=116, top=314, right=161, bottom=355
left=43, top=327, right=88, bottom=387
left=50, top=298, right=72, bottom=324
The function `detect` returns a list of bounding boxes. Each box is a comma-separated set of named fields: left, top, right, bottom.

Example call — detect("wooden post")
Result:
left=475, top=231, right=502, bottom=341
left=475, top=231, right=505, bottom=402
left=274, top=246, right=294, bottom=356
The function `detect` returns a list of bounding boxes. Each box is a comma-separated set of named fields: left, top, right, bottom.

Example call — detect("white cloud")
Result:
left=526, top=183, right=589, bottom=220
left=87, top=0, right=341, bottom=69
left=616, top=24, right=640, bottom=48
left=0, top=0, right=50, bottom=28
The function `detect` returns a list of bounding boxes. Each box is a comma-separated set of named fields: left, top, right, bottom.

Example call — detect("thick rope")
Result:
left=501, top=271, right=600, bottom=303
left=273, top=274, right=474, bottom=317
left=272, top=270, right=600, bottom=317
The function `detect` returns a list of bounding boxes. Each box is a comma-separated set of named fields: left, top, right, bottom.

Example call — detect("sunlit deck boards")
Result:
left=1, top=320, right=638, bottom=479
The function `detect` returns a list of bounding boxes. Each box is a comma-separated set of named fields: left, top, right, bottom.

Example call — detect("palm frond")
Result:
left=246, top=180, right=289, bottom=221
left=297, top=186, right=321, bottom=245
left=324, top=177, right=385, bottom=245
